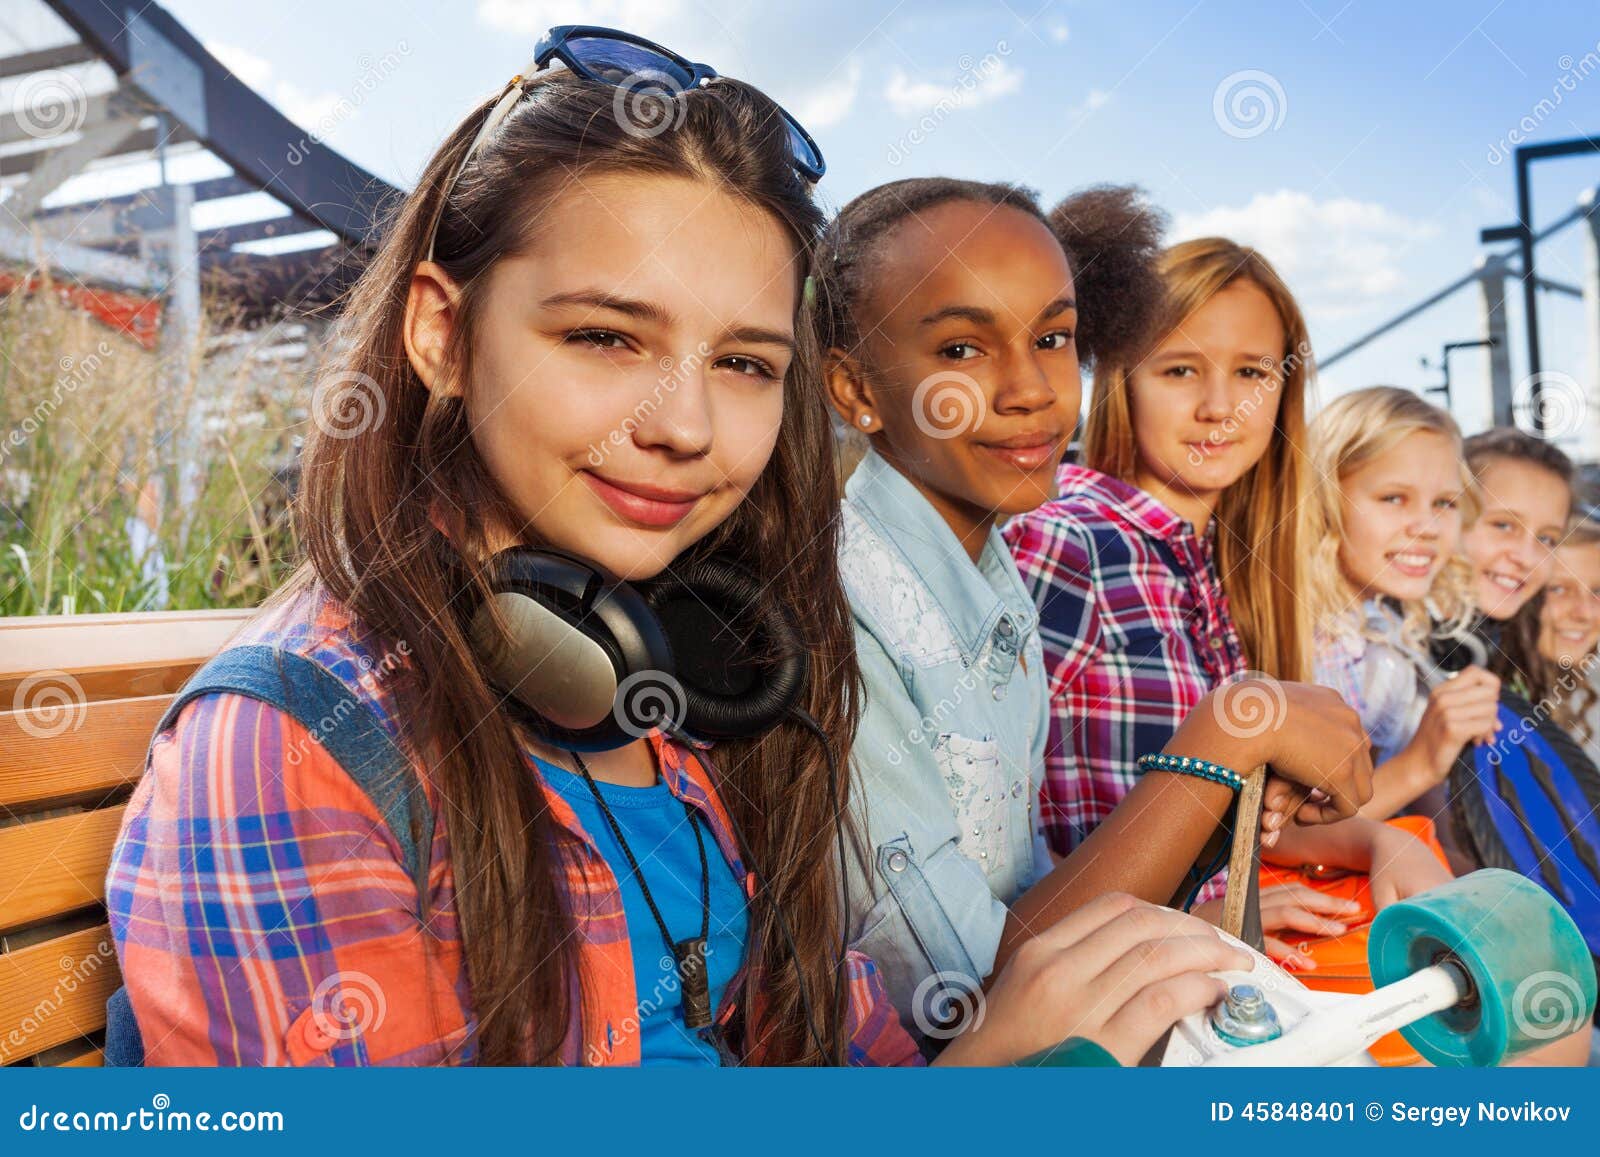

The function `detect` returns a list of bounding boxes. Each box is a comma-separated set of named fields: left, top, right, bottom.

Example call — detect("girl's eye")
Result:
left=718, top=355, right=779, bottom=381
left=1380, top=494, right=1404, bottom=505
left=1163, top=364, right=1196, bottom=379
left=569, top=329, right=632, bottom=352
left=1491, top=519, right=1514, bottom=532
left=1239, top=366, right=1264, bottom=379
left=1436, top=498, right=1459, bottom=510
left=1037, top=330, right=1075, bottom=351
left=1538, top=534, right=1559, bottom=548
left=940, top=342, right=979, bottom=360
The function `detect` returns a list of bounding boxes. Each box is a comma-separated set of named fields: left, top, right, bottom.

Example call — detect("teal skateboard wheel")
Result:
left=1368, top=868, right=1597, bottom=1066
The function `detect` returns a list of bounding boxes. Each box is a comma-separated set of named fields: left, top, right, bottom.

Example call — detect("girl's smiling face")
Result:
left=830, top=199, right=1079, bottom=552
left=1124, top=280, right=1286, bottom=526
left=409, top=173, right=800, bottom=581
left=1461, top=457, right=1571, bottom=620
left=1538, top=540, right=1600, bottom=668
left=1336, top=430, right=1466, bottom=603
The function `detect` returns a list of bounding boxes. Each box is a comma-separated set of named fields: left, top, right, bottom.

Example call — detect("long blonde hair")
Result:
left=1083, top=237, right=1313, bottom=681
left=1302, top=386, right=1479, bottom=649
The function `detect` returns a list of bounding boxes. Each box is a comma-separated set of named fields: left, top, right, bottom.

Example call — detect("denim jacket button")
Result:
left=887, top=850, right=909, bottom=872
left=992, top=684, right=1007, bottom=701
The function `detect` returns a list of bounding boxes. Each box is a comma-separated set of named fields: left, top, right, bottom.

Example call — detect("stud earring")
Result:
left=858, top=413, right=873, bottom=429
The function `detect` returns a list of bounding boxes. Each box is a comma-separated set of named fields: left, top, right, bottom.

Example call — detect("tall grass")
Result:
left=0, top=286, right=309, bottom=616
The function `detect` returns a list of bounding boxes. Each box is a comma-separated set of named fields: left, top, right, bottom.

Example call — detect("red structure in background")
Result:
left=0, top=271, right=162, bottom=349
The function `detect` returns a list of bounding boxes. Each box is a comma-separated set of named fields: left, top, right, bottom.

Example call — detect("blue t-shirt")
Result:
left=536, top=757, right=749, bottom=1065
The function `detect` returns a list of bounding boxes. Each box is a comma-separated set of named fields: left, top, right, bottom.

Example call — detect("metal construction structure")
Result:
left=1323, top=145, right=1600, bottom=458
left=1, top=0, right=399, bottom=335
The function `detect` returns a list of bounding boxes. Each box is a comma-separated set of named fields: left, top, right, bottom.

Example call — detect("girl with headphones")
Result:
left=106, top=28, right=1249, bottom=1067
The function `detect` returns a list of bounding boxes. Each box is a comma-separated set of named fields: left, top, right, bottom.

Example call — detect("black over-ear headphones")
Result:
left=467, top=545, right=850, bottom=1061
left=468, top=546, right=809, bottom=751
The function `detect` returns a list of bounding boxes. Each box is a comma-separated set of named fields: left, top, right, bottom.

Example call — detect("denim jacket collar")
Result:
left=843, top=446, right=1036, bottom=664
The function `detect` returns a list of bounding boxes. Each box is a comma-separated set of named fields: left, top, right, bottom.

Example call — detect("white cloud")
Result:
left=1173, top=189, right=1438, bottom=318
left=1049, top=22, right=1070, bottom=43
left=791, top=58, right=862, bottom=129
left=206, top=40, right=348, bottom=140
left=476, top=0, right=685, bottom=45
left=885, top=58, right=1024, bottom=117
left=1070, top=88, right=1110, bottom=118
left=208, top=42, right=272, bottom=90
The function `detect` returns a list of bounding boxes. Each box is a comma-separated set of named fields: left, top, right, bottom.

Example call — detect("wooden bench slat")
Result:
left=0, top=696, right=169, bottom=812
left=0, top=925, right=120, bottom=1063
left=57, top=1045, right=105, bottom=1067
left=0, top=806, right=127, bottom=935
left=0, top=609, right=249, bottom=702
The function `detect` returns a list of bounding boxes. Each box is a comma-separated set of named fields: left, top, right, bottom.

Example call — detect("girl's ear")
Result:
left=824, top=346, right=879, bottom=432
left=404, top=261, right=462, bottom=397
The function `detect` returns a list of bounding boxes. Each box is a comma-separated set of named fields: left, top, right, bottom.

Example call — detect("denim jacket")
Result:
left=838, top=447, right=1051, bottom=1049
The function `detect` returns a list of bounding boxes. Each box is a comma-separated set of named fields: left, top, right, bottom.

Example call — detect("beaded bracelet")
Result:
left=1136, top=752, right=1244, bottom=791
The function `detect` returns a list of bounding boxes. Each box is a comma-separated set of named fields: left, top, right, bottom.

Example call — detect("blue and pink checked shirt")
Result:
left=105, top=584, right=920, bottom=1067
left=1003, top=465, right=1246, bottom=899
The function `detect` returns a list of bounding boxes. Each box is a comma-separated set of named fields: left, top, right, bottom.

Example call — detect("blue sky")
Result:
left=152, top=0, right=1600, bottom=446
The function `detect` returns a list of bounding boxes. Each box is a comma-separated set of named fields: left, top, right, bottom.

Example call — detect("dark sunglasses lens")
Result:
left=781, top=116, right=824, bottom=178
left=566, top=37, right=695, bottom=91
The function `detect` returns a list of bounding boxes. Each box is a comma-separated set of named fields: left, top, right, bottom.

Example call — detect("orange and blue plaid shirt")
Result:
left=106, top=585, right=920, bottom=1067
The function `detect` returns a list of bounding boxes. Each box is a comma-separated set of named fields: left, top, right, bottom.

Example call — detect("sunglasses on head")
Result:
left=427, top=25, right=826, bottom=262
left=535, top=25, right=826, bottom=182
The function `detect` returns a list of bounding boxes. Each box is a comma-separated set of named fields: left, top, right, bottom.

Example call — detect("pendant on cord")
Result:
left=676, top=937, right=712, bottom=1029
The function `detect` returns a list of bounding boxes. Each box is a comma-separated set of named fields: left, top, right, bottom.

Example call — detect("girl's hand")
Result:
left=1176, top=681, right=1375, bottom=825
left=1192, top=884, right=1363, bottom=969
left=935, top=893, right=1251, bottom=1067
left=1367, top=825, right=1453, bottom=909
left=1412, top=668, right=1502, bottom=781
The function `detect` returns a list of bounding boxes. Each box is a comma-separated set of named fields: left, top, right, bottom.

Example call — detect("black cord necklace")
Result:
left=571, top=750, right=714, bottom=1030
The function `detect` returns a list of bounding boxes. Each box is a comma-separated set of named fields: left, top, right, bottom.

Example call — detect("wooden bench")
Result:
left=0, top=609, right=250, bottom=1066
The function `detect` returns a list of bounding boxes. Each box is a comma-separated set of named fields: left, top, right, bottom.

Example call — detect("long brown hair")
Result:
left=293, top=69, right=853, bottom=1064
left=1083, top=237, right=1315, bottom=681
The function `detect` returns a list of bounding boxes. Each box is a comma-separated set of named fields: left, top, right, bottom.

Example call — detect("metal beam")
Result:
left=0, top=223, right=162, bottom=290
left=4, top=115, right=145, bottom=219
left=0, top=42, right=97, bottom=79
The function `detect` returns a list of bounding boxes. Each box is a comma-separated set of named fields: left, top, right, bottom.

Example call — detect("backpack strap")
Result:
left=107, top=644, right=436, bottom=1067
left=153, top=643, right=435, bottom=908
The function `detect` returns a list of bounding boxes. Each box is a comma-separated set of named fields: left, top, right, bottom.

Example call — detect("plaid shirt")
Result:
left=1003, top=465, right=1245, bottom=898
left=107, top=585, right=920, bottom=1067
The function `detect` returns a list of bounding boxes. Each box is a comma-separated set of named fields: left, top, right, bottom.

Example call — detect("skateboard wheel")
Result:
left=1368, top=869, right=1596, bottom=1065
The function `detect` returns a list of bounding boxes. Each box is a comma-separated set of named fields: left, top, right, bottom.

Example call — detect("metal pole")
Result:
left=1517, top=150, right=1542, bottom=431
left=1478, top=254, right=1514, bottom=428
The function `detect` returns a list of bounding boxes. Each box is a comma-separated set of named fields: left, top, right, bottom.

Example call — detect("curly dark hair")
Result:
left=815, top=178, right=1167, bottom=369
